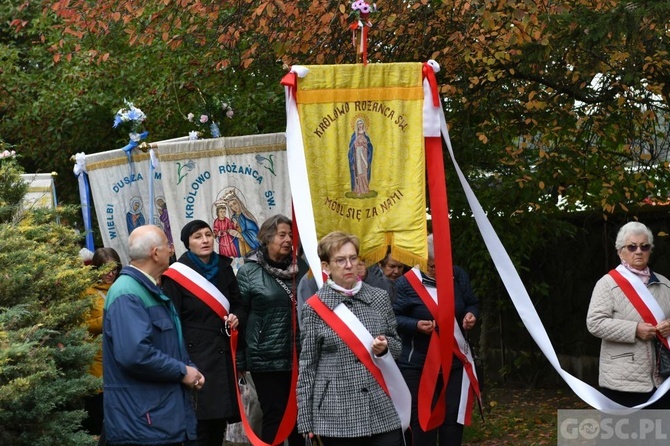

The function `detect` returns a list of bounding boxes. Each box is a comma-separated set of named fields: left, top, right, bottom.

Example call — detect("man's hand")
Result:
left=182, top=365, right=205, bottom=390
left=462, top=312, right=477, bottom=330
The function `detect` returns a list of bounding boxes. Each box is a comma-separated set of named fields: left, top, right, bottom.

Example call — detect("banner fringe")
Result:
left=391, top=246, right=427, bottom=273
left=361, top=244, right=388, bottom=267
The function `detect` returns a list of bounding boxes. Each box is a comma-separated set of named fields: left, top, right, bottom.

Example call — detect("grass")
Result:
left=463, top=387, right=589, bottom=445
left=223, top=386, right=590, bottom=445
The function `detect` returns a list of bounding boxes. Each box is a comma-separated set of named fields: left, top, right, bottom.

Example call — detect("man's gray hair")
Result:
left=128, top=227, right=164, bottom=260
left=615, top=221, right=654, bottom=251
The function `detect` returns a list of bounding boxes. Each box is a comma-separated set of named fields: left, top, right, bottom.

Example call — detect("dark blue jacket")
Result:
left=392, top=266, right=479, bottom=370
left=103, top=266, right=197, bottom=445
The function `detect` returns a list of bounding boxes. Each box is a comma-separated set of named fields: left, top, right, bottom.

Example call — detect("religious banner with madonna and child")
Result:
left=74, top=133, right=290, bottom=268
left=157, top=133, right=291, bottom=269
left=75, top=143, right=175, bottom=264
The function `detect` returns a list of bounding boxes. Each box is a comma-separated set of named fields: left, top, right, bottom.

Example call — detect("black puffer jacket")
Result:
left=237, top=255, right=308, bottom=372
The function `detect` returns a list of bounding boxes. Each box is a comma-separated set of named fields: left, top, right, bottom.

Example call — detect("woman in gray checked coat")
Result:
left=297, top=231, right=404, bottom=446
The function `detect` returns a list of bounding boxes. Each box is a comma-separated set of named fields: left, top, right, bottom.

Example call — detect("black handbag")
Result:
left=655, top=338, right=670, bottom=378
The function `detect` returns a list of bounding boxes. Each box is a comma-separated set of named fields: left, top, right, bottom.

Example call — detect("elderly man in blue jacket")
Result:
left=102, top=225, right=203, bottom=445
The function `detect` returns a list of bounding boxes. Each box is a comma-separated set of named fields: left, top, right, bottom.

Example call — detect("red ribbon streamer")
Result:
left=230, top=330, right=299, bottom=445
left=422, top=132, right=456, bottom=431
left=280, top=72, right=298, bottom=98
left=422, top=64, right=440, bottom=107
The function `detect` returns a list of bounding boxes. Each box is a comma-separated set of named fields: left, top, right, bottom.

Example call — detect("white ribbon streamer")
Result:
left=423, top=60, right=441, bottom=137
left=73, top=152, right=87, bottom=176
left=284, top=66, right=323, bottom=288
left=437, top=106, right=670, bottom=414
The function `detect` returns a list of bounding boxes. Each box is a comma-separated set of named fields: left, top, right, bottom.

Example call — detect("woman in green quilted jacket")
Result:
left=237, top=214, right=308, bottom=445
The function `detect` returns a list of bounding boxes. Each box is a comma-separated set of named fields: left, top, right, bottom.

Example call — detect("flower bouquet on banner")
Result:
left=113, top=100, right=149, bottom=158
left=186, top=91, right=234, bottom=140
left=346, top=0, right=379, bottom=64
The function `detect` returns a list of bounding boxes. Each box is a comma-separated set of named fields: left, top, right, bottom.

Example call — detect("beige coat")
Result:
left=587, top=272, right=670, bottom=392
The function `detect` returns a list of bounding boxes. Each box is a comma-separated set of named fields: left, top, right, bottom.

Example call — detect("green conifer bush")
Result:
left=0, top=156, right=99, bottom=445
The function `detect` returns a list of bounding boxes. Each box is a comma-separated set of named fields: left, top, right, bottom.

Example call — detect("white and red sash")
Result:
left=405, top=267, right=482, bottom=427
left=609, top=265, right=670, bottom=348
left=163, top=262, right=230, bottom=319
left=165, top=261, right=300, bottom=446
left=307, top=294, right=411, bottom=431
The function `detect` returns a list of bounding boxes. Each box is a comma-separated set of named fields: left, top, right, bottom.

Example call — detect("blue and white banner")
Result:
left=83, top=140, right=177, bottom=264
left=158, top=133, right=290, bottom=269
left=79, top=133, right=289, bottom=266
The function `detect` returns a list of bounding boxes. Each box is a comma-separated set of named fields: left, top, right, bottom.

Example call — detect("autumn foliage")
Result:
left=36, top=0, right=670, bottom=215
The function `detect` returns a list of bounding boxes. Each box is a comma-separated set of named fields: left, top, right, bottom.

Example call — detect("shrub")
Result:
left=0, top=156, right=99, bottom=445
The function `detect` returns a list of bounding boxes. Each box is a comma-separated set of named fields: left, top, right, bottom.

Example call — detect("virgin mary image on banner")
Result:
left=155, top=196, right=173, bottom=247
left=126, top=196, right=146, bottom=234
left=347, top=115, right=377, bottom=199
left=218, top=187, right=260, bottom=257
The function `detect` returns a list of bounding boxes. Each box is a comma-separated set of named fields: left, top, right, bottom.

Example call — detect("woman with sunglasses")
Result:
left=587, top=221, right=670, bottom=408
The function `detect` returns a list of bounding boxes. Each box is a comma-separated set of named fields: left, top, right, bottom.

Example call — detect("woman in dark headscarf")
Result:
left=162, top=220, right=246, bottom=446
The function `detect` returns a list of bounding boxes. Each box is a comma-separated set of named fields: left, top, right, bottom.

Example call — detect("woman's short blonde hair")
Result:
left=318, top=231, right=360, bottom=262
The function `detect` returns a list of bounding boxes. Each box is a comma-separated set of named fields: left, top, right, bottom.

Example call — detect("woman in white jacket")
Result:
left=587, top=221, right=670, bottom=407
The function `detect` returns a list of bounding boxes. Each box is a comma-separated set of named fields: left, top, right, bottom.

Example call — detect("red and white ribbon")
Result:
left=308, top=295, right=411, bottom=431
left=609, top=265, right=670, bottom=348
left=163, top=262, right=230, bottom=319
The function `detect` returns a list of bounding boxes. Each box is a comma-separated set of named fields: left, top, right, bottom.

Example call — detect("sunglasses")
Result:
left=623, top=244, right=652, bottom=252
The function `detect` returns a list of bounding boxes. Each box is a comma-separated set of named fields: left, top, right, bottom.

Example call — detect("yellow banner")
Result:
left=297, top=63, right=427, bottom=266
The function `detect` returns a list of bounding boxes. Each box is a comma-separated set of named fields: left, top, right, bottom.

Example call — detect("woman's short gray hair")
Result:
left=257, top=214, right=292, bottom=246
left=615, top=222, right=654, bottom=251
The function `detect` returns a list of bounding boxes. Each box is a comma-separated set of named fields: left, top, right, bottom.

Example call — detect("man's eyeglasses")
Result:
left=623, top=243, right=652, bottom=252
left=332, top=255, right=358, bottom=267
